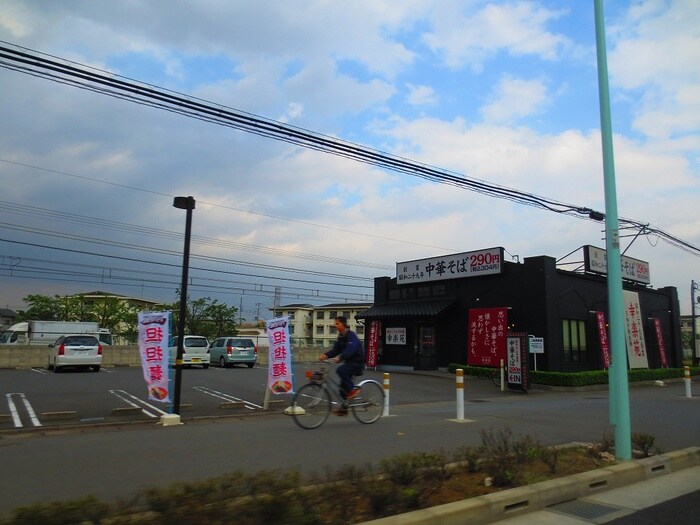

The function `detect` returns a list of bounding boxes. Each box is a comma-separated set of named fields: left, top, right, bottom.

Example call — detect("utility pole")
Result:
left=594, top=0, right=631, bottom=461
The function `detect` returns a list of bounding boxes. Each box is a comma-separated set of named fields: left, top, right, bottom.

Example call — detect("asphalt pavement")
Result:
left=0, top=367, right=698, bottom=522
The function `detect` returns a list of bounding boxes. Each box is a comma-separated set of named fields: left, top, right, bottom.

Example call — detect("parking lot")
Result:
left=0, top=364, right=480, bottom=430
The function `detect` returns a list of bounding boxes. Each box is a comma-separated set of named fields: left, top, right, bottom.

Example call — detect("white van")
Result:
left=168, top=335, right=210, bottom=368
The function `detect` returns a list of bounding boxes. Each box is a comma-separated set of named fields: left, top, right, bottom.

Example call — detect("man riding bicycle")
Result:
left=320, top=316, right=365, bottom=416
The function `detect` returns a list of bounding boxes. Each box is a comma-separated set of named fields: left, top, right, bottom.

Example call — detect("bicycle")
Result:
left=290, top=362, right=385, bottom=430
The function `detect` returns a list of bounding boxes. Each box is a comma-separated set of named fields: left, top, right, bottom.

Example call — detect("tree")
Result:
left=203, top=300, right=239, bottom=338
left=169, top=292, right=238, bottom=339
left=16, top=294, right=61, bottom=321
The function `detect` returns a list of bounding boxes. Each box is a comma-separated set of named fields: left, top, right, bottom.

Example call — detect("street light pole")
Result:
left=594, top=0, right=631, bottom=461
left=692, top=280, right=698, bottom=366
left=172, top=196, right=195, bottom=415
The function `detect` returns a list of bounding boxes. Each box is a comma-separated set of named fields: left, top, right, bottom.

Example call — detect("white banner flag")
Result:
left=266, top=317, right=294, bottom=394
left=137, top=311, right=171, bottom=402
left=623, top=291, right=649, bottom=369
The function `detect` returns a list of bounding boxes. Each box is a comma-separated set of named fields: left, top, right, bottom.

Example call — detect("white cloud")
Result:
left=406, top=83, right=438, bottom=106
left=609, top=0, right=700, bottom=141
left=480, top=75, right=549, bottom=123
left=423, top=1, right=571, bottom=70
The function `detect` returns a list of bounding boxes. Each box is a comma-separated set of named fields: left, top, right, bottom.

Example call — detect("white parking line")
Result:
left=109, top=389, right=168, bottom=418
left=6, top=393, right=42, bottom=428
left=30, top=367, right=50, bottom=375
left=193, top=386, right=262, bottom=410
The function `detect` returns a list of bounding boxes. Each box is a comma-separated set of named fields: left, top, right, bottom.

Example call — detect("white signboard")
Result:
left=396, top=247, right=503, bottom=285
left=385, top=327, right=407, bottom=345
left=529, top=336, right=544, bottom=354
left=584, top=245, right=650, bottom=285
left=623, top=291, right=649, bottom=369
left=506, top=336, right=522, bottom=385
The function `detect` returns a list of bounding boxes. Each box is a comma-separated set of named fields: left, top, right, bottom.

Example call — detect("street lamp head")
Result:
left=173, top=196, right=196, bottom=210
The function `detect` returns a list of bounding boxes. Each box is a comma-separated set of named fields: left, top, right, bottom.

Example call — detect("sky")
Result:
left=0, top=0, right=698, bottom=320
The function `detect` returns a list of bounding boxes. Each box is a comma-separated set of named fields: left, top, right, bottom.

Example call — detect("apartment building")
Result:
left=271, top=302, right=372, bottom=345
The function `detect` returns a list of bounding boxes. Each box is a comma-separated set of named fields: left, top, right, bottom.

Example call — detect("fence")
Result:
left=0, top=345, right=327, bottom=369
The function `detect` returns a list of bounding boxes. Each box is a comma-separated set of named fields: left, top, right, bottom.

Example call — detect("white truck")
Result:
left=0, top=321, right=112, bottom=346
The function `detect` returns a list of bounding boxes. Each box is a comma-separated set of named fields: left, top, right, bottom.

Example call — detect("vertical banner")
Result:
left=366, top=320, right=380, bottom=368
left=623, top=291, right=649, bottom=369
left=467, top=307, right=507, bottom=367
left=595, top=311, right=611, bottom=369
left=266, top=317, right=294, bottom=394
left=137, top=311, right=171, bottom=403
left=506, top=333, right=529, bottom=391
left=652, top=318, right=668, bottom=368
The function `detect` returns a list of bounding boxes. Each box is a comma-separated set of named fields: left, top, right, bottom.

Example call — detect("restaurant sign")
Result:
left=396, top=247, right=504, bottom=285
left=583, top=245, right=650, bottom=285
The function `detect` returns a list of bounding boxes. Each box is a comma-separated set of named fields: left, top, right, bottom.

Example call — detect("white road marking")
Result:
left=109, top=389, right=168, bottom=418
left=193, top=386, right=262, bottom=410
left=30, top=367, right=49, bottom=375
left=6, top=393, right=42, bottom=428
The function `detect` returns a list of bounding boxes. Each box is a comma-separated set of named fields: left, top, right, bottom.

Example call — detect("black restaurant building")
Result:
left=357, top=246, right=682, bottom=372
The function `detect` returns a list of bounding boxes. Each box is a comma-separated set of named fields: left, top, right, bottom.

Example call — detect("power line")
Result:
left=0, top=41, right=697, bottom=259
left=0, top=199, right=393, bottom=270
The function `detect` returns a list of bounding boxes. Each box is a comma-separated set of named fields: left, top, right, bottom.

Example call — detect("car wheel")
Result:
left=53, top=364, right=62, bottom=373
left=93, top=365, right=101, bottom=372
left=220, top=357, right=226, bottom=369
left=247, top=363, right=254, bottom=368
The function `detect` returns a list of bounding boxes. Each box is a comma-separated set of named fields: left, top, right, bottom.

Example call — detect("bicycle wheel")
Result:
left=291, top=383, right=331, bottom=430
left=351, top=380, right=384, bottom=424
left=492, top=369, right=502, bottom=388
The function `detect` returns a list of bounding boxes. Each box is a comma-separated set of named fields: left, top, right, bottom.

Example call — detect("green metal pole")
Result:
left=594, top=0, right=631, bottom=461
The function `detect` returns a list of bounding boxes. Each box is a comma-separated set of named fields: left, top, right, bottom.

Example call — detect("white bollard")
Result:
left=685, top=366, right=692, bottom=398
left=500, top=359, right=505, bottom=392
left=382, top=373, right=390, bottom=416
left=456, top=368, right=464, bottom=420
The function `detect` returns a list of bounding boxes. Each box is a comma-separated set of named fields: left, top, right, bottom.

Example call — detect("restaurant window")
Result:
left=562, top=319, right=587, bottom=363
left=417, top=286, right=430, bottom=298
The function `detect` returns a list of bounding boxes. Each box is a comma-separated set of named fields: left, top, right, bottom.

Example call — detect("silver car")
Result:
left=209, top=337, right=257, bottom=368
left=48, top=334, right=102, bottom=373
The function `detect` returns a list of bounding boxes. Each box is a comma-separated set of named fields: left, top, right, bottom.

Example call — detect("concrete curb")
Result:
left=357, top=447, right=700, bottom=525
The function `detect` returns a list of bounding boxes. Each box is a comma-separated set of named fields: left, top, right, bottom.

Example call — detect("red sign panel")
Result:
left=467, top=307, right=507, bottom=367
left=652, top=318, right=668, bottom=367
left=366, top=320, right=380, bottom=368
left=595, top=311, right=611, bottom=369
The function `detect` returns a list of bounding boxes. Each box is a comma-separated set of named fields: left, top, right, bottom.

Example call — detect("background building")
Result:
left=271, top=302, right=371, bottom=347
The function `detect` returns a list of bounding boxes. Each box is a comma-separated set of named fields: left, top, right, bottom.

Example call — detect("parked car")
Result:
left=48, top=334, right=102, bottom=373
left=168, top=335, right=210, bottom=368
left=209, top=337, right=257, bottom=368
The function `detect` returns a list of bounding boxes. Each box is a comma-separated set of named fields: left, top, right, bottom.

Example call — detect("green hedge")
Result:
left=447, top=364, right=700, bottom=387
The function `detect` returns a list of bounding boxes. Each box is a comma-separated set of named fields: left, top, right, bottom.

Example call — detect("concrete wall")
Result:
left=0, top=345, right=323, bottom=369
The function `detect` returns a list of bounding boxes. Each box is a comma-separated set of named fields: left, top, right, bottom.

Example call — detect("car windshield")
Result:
left=64, top=336, right=99, bottom=346
left=185, top=337, right=208, bottom=347
left=231, top=339, right=254, bottom=348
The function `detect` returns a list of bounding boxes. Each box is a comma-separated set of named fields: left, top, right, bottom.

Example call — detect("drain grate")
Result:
left=550, top=499, right=621, bottom=520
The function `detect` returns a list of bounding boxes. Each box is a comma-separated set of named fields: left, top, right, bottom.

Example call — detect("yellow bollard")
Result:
left=456, top=368, right=464, bottom=420
left=382, top=373, right=390, bottom=416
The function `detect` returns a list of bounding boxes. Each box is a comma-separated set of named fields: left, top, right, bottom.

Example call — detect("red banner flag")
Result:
left=595, top=311, right=611, bottom=369
left=366, top=320, right=380, bottom=368
left=652, top=318, right=668, bottom=368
